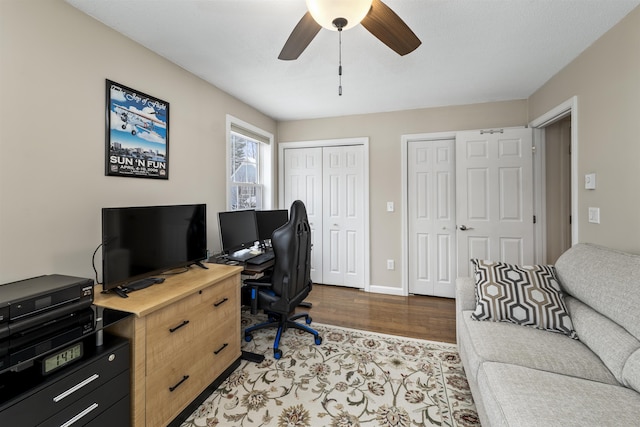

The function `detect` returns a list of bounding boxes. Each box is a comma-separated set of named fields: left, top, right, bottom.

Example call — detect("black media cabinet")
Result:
left=0, top=334, right=130, bottom=426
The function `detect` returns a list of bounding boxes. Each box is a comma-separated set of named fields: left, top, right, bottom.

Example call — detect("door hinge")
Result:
left=533, top=215, right=537, bottom=224
left=532, top=145, right=537, bottom=154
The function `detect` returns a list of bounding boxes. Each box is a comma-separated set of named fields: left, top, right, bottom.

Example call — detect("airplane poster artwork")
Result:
left=105, top=79, right=169, bottom=179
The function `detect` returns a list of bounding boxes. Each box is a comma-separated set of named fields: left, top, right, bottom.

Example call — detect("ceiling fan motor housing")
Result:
left=332, top=17, right=348, bottom=30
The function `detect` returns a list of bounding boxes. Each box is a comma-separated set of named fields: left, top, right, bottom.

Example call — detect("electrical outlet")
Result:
left=387, top=259, right=395, bottom=270
left=588, top=207, right=600, bottom=224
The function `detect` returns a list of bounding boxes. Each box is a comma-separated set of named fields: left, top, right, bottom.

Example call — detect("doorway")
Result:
left=279, top=138, right=370, bottom=289
left=531, top=96, right=579, bottom=264
left=544, top=117, right=572, bottom=263
left=403, top=127, right=535, bottom=297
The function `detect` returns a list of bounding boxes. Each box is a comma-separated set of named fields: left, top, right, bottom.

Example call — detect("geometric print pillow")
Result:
left=471, top=259, right=578, bottom=339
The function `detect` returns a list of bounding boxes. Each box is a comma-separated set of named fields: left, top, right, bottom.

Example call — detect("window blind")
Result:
left=230, top=123, right=270, bottom=145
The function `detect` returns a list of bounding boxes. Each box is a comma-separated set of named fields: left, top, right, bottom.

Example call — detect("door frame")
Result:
left=402, top=127, right=536, bottom=295
left=401, top=131, right=457, bottom=296
left=278, top=137, right=371, bottom=291
left=401, top=98, right=578, bottom=294
left=530, top=96, right=579, bottom=263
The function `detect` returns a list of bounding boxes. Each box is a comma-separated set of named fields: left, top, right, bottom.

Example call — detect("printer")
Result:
left=0, top=274, right=94, bottom=372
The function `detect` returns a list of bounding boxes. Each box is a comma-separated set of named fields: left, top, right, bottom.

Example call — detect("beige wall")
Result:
left=277, top=101, right=528, bottom=290
left=3, top=0, right=637, bottom=290
left=529, top=6, right=640, bottom=254
left=0, top=0, right=276, bottom=283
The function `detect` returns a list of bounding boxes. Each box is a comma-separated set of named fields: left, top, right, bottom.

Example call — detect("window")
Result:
left=230, top=131, right=260, bottom=209
left=226, top=116, right=273, bottom=210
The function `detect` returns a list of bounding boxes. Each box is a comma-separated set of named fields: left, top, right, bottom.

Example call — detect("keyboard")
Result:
left=228, top=248, right=258, bottom=262
left=246, top=251, right=275, bottom=265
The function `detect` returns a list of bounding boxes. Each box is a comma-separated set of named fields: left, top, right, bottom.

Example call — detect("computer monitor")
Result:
left=218, top=209, right=259, bottom=254
left=256, top=209, right=289, bottom=242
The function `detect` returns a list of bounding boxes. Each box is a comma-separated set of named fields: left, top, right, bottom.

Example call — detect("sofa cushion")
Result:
left=623, top=349, right=640, bottom=393
left=477, top=362, right=640, bottom=427
left=565, top=296, right=640, bottom=384
left=471, top=259, right=577, bottom=338
left=555, top=243, right=640, bottom=340
left=458, top=309, right=617, bottom=385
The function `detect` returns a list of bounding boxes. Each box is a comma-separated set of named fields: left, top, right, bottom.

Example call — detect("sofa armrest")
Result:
left=456, top=276, right=476, bottom=312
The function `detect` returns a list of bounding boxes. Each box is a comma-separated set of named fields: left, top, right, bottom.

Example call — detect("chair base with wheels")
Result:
left=244, top=311, right=322, bottom=359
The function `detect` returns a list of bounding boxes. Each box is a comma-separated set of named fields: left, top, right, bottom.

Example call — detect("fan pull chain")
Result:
left=338, top=27, right=343, bottom=96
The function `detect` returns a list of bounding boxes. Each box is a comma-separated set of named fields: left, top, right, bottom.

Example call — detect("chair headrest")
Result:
left=289, top=200, right=308, bottom=225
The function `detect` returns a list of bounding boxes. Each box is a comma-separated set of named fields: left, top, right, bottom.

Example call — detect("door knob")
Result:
left=459, top=225, right=473, bottom=231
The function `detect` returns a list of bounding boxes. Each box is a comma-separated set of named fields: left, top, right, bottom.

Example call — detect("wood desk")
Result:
left=93, top=263, right=243, bottom=427
left=242, top=260, right=274, bottom=275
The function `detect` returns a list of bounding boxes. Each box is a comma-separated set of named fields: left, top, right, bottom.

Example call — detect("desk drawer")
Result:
left=85, top=396, right=130, bottom=427
left=146, top=277, right=238, bottom=371
left=37, top=371, right=129, bottom=427
left=145, top=279, right=240, bottom=425
left=145, top=334, right=238, bottom=426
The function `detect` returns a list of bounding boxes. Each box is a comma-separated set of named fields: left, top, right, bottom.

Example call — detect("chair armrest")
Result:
left=456, top=276, right=477, bottom=312
left=243, top=276, right=273, bottom=314
left=244, top=276, right=273, bottom=287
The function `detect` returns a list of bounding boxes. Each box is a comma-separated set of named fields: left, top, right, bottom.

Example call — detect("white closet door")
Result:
left=283, top=147, right=323, bottom=283
left=322, top=145, right=365, bottom=288
left=456, top=128, right=534, bottom=277
left=407, top=139, right=457, bottom=297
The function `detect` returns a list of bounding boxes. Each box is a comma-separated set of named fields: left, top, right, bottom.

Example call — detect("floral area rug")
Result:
left=181, top=310, right=480, bottom=427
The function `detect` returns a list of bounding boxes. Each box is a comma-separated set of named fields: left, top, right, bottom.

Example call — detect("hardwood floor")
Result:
left=296, top=284, right=458, bottom=344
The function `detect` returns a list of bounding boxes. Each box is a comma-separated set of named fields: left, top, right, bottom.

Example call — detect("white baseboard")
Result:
left=367, top=284, right=407, bottom=296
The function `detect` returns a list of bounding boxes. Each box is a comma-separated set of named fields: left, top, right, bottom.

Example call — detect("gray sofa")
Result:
left=456, top=243, right=640, bottom=426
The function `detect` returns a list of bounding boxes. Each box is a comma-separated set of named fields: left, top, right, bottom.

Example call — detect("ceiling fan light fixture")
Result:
left=305, top=0, right=373, bottom=31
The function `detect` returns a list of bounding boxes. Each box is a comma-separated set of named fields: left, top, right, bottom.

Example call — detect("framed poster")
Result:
left=105, top=79, right=169, bottom=179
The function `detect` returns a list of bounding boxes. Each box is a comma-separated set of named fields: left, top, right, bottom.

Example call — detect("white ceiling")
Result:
left=67, top=0, right=639, bottom=121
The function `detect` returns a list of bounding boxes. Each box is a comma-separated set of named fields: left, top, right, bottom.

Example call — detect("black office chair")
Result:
left=243, top=200, right=322, bottom=359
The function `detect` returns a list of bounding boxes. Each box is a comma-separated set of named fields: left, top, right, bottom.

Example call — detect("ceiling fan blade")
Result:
left=278, top=12, right=322, bottom=60
left=361, top=0, right=421, bottom=56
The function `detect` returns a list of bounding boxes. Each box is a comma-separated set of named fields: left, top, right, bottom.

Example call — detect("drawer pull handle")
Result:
left=214, top=297, right=229, bottom=307
left=214, top=343, right=228, bottom=355
left=53, top=373, right=100, bottom=402
left=169, top=375, right=189, bottom=392
left=169, top=320, right=190, bottom=333
left=60, top=402, right=99, bottom=427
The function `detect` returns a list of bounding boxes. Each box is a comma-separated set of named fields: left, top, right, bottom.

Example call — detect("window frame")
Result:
left=225, top=115, right=274, bottom=211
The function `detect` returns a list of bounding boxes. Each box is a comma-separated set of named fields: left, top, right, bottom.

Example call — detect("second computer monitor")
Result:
left=218, top=209, right=259, bottom=253
left=256, top=209, right=289, bottom=242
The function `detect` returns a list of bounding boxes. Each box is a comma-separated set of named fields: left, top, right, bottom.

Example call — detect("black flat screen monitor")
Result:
left=218, top=209, right=259, bottom=254
left=256, top=209, right=289, bottom=242
left=101, top=204, right=207, bottom=291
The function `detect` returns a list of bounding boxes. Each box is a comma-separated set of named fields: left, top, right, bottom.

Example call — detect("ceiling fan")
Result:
left=279, top=0, right=421, bottom=60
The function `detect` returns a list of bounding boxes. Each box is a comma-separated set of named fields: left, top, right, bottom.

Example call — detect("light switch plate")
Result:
left=386, top=202, right=394, bottom=212
left=585, top=173, right=596, bottom=190
left=588, top=207, right=600, bottom=224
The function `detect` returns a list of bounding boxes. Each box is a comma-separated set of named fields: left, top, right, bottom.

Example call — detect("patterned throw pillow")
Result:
left=471, top=259, right=577, bottom=339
